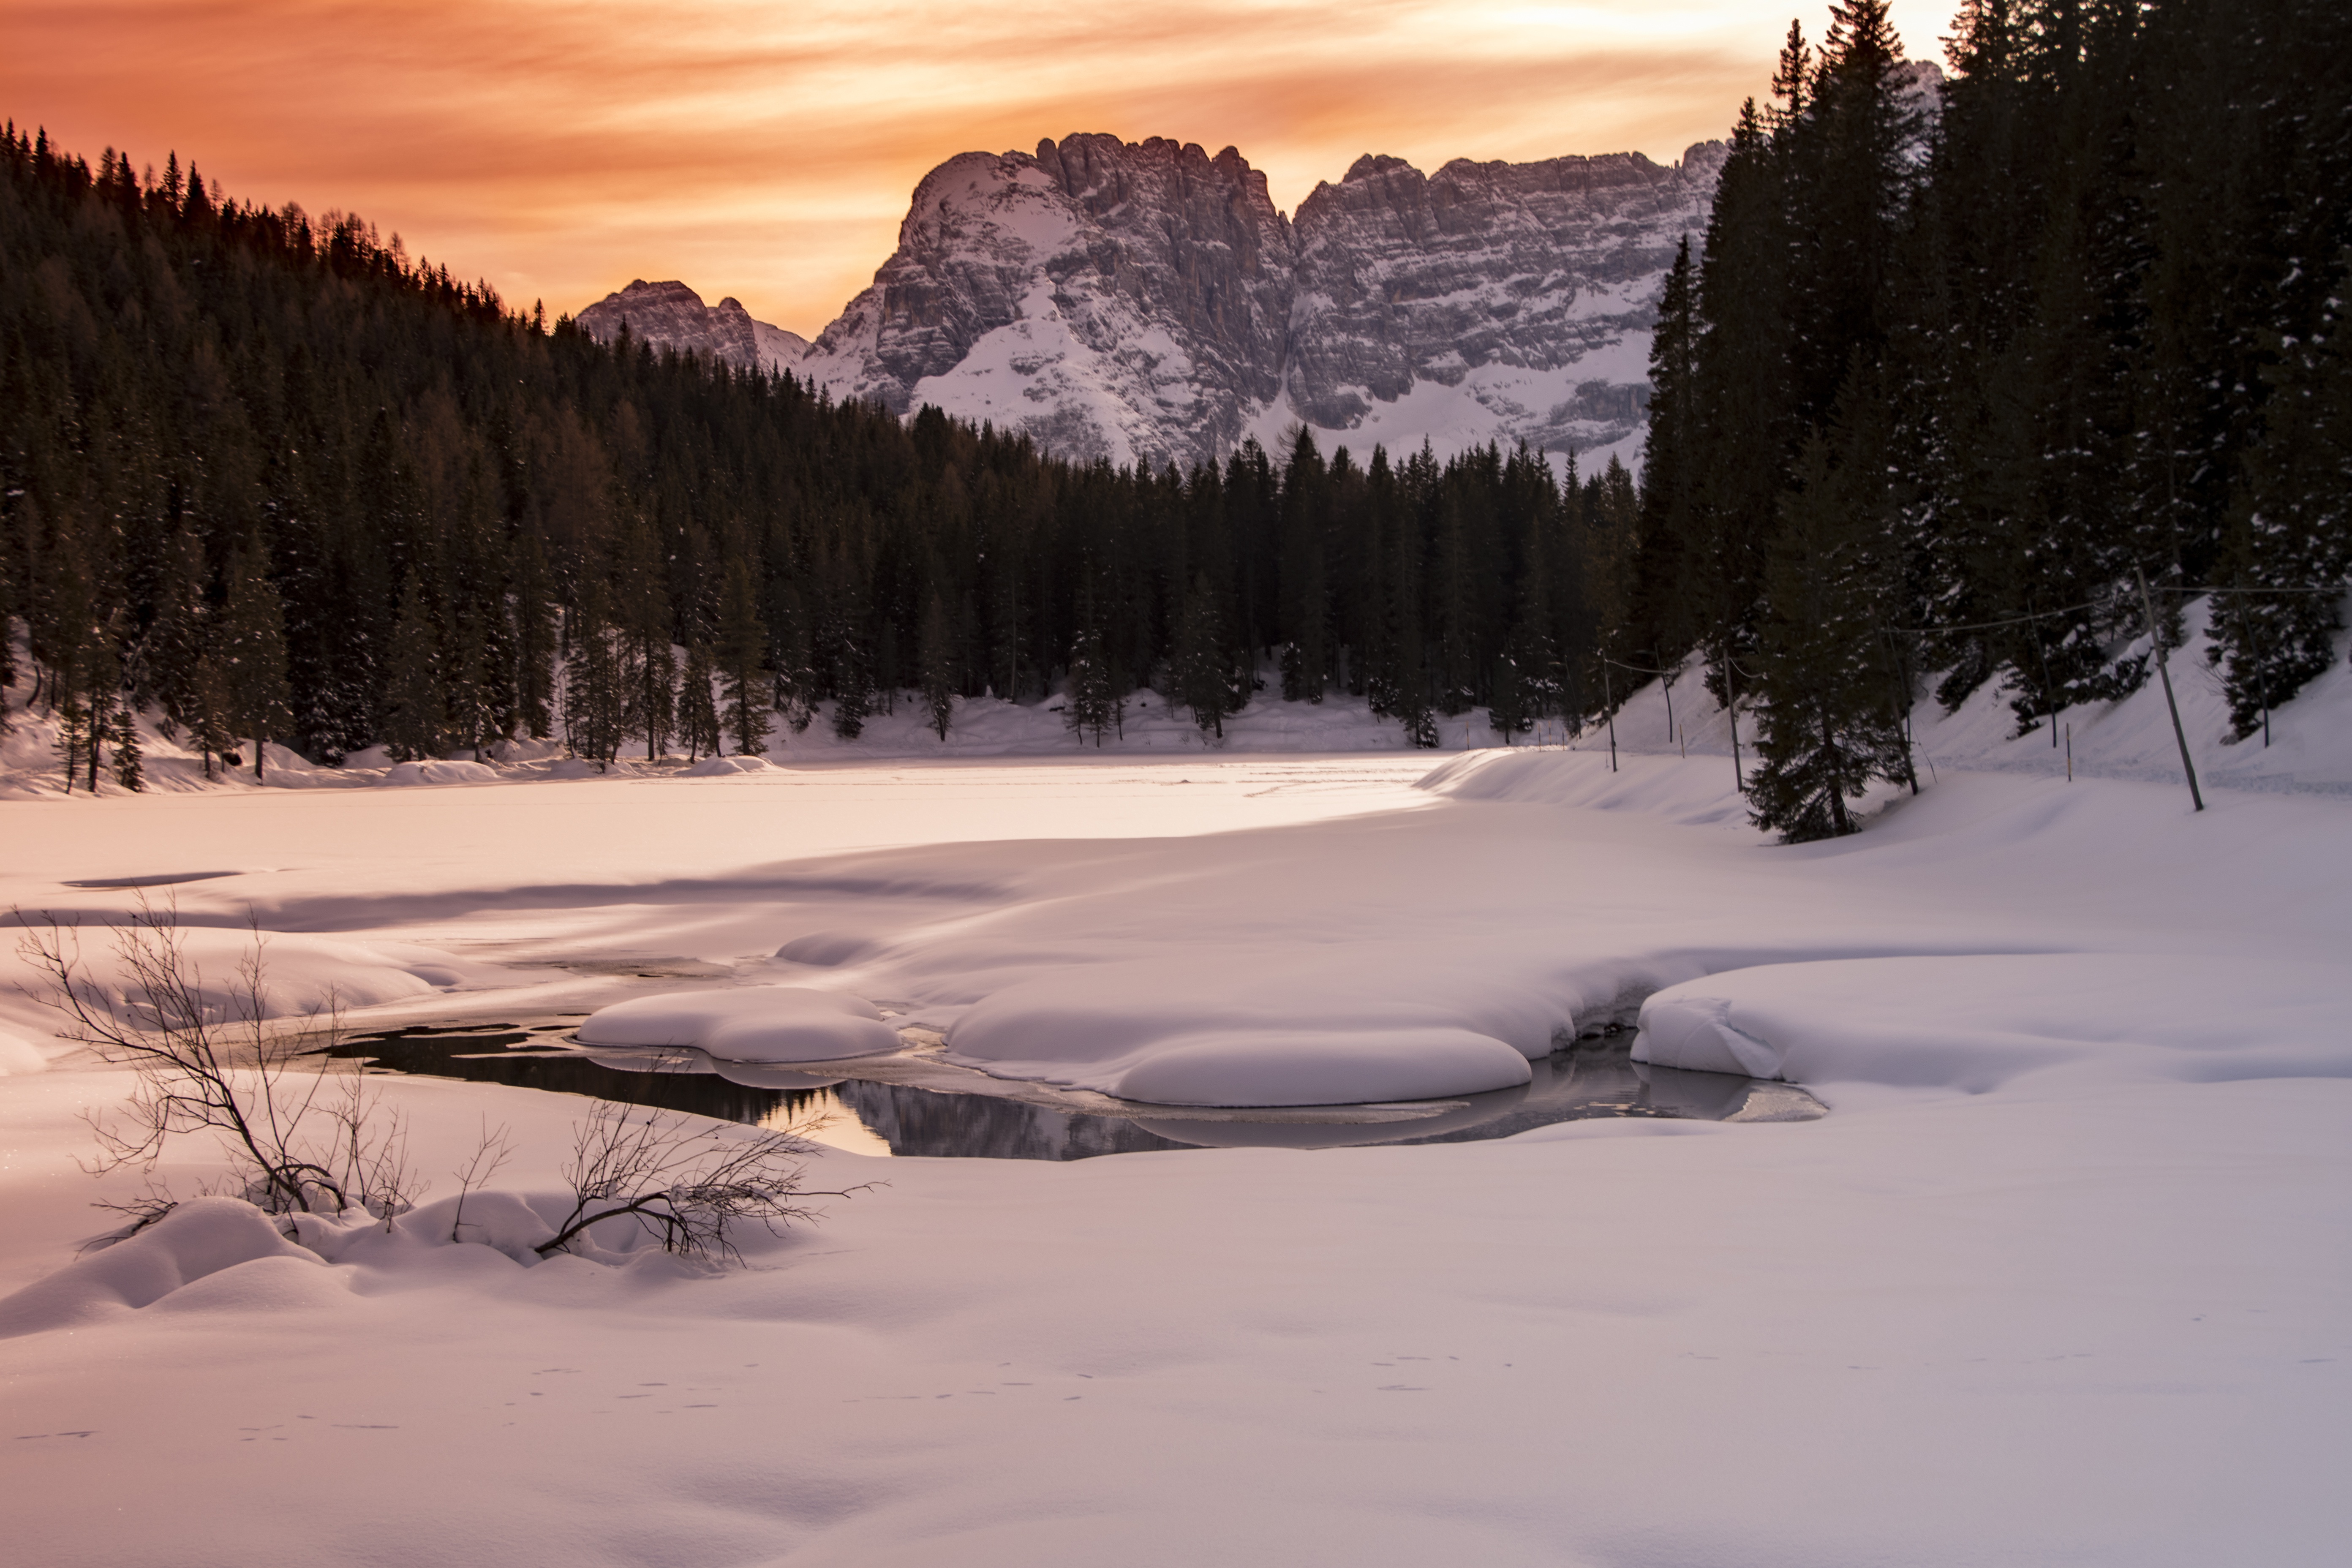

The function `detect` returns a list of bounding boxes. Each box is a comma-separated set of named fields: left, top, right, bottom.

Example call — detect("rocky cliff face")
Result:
left=792, top=133, right=1723, bottom=469
left=1283, top=145, right=1727, bottom=455
left=576, top=279, right=808, bottom=374
left=578, top=130, right=1733, bottom=468
left=802, top=135, right=1296, bottom=463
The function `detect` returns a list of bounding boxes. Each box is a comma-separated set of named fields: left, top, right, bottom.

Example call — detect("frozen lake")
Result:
left=3, top=746, right=2348, bottom=1568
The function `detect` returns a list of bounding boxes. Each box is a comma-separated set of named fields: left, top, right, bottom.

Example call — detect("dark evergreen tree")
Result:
left=678, top=640, right=721, bottom=762
left=214, top=534, right=291, bottom=781
left=1065, top=627, right=1116, bottom=746
left=1745, top=431, right=1911, bottom=840
left=110, top=703, right=143, bottom=791
left=716, top=559, right=772, bottom=756
left=1169, top=572, right=1236, bottom=738
left=918, top=592, right=957, bottom=741
left=613, top=514, right=674, bottom=761
left=382, top=570, right=446, bottom=762
left=563, top=585, right=626, bottom=767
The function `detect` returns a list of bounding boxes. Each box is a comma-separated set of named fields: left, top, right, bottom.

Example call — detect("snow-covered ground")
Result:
left=2, top=612, right=2348, bottom=1566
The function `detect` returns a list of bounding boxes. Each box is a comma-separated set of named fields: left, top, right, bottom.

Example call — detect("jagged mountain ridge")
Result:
left=573, top=136, right=1722, bottom=470
left=576, top=278, right=808, bottom=374
left=796, top=133, right=1726, bottom=470
left=581, top=74, right=1938, bottom=470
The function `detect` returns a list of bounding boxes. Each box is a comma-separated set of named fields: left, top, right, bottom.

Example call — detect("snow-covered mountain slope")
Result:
left=574, top=279, right=808, bottom=374
left=800, top=137, right=1298, bottom=466
left=792, top=133, right=1723, bottom=469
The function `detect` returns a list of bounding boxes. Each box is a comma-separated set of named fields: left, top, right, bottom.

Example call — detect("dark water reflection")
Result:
left=328, top=1024, right=1818, bottom=1161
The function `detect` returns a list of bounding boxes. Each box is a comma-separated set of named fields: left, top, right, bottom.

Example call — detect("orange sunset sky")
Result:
left=4, top=1, right=1955, bottom=338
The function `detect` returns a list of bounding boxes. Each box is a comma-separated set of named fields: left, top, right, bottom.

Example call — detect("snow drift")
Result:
left=577, top=986, right=901, bottom=1063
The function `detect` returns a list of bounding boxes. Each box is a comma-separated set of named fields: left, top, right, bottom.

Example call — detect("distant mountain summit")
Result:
left=584, top=84, right=1949, bottom=468
left=575, top=279, right=807, bottom=374
left=788, top=133, right=1724, bottom=470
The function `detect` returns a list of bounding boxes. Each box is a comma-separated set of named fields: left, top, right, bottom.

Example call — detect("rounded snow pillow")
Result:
left=382, top=759, right=499, bottom=787
left=1632, top=994, right=1781, bottom=1078
left=1113, top=1027, right=1532, bottom=1108
left=683, top=755, right=776, bottom=776
left=578, top=986, right=900, bottom=1063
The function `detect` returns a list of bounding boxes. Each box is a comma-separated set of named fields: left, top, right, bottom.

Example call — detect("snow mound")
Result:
left=1635, top=954, right=2352, bottom=1092
left=0, top=1197, right=318, bottom=1339
left=945, top=956, right=1554, bottom=1106
left=0, top=928, right=466, bottom=1021
left=0, top=1027, right=49, bottom=1075
left=1114, top=1028, right=1534, bottom=1108
left=577, top=986, right=900, bottom=1062
left=382, top=760, right=499, bottom=787
left=683, top=755, right=778, bottom=776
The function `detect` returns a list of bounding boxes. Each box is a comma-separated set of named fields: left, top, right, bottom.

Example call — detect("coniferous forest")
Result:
left=2, top=0, right=2348, bottom=837
left=0, top=125, right=1636, bottom=784
left=1628, top=0, right=2352, bottom=836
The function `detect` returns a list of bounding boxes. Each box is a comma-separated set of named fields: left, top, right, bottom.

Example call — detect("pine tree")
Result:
left=1066, top=627, right=1116, bottom=746
left=678, top=641, right=721, bottom=761
left=2210, top=251, right=2352, bottom=738
left=917, top=592, right=956, bottom=741
left=511, top=532, right=559, bottom=740
left=716, top=560, right=772, bottom=756
left=188, top=656, right=237, bottom=780
left=52, top=688, right=90, bottom=793
left=110, top=703, right=143, bottom=791
left=769, top=581, right=815, bottom=735
left=830, top=644, right=872, bottom=740
left=613, top=515, right=674, bottom=761
left=214, top=534, right=291, bottom=781
left=1745, top=433, right=1910, bottom=841
left=0, top=553, right=16, bottom=734
left=1169, top=572, right=1236, bottom=738
left=1627, top=237, right=1704, bottom=672
left=381, top=570, right=446, bottom=762
left=563, top=586, right=627, bottom=767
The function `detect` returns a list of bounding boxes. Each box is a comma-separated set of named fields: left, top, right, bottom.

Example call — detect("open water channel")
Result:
left=321, top=1020, right=1824, bottom=1161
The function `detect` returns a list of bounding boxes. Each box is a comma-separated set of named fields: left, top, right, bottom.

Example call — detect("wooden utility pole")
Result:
left=2137, top=564, right=2203, bottom=813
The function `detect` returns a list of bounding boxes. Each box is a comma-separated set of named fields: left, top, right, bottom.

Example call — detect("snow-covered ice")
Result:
left=578, top=986, right=900, bottom=1063
left=2, top=623, right=2349, bottom=1565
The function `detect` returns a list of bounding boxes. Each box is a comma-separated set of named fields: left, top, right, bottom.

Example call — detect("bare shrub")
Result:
left=16, top=898, right=424, bottom=1235
left=447, top=1116, right=516, bottom=1244
left=537, top=1097, right=865, bottom=1266
left=20, top=896, right=870, bottom=1267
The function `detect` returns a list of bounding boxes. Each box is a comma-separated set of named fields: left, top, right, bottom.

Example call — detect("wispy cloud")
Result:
left=3, top=1, right=1956, bottom=333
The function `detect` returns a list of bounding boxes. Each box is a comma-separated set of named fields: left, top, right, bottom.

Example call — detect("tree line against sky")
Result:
left=2, top=0, right=2345, bottom=836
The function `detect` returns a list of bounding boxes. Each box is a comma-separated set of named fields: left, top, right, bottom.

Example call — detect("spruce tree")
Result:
left=512, top=532, right=559, bottom=740
left=716, top=560, right=772, bottom=755
left=382, top=570, right=446, bottom=762
left=1745, top=433, right=1909, bottom=841
left=1627, top=237, right=1704, bottom=672
left=830, top=645, right=872, bottom=740
left=613, top=516, right=674, bottom=761
left=917, top=592, right=957, bottom=741
left=564, top=585, right=627, bottom=767
left=1169, top=572, right=1235, bottom=738
left=678, top=640, right=721, bottom=761
left=215, top=534, right=291, bottom=781
left=769, top=581, right=815, bottom=735
left=1066, top=627, right=1116, bottom=746
left=2210, top=246, right=2352, bottom=737
left=111, top=703, right=143, bottom=791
